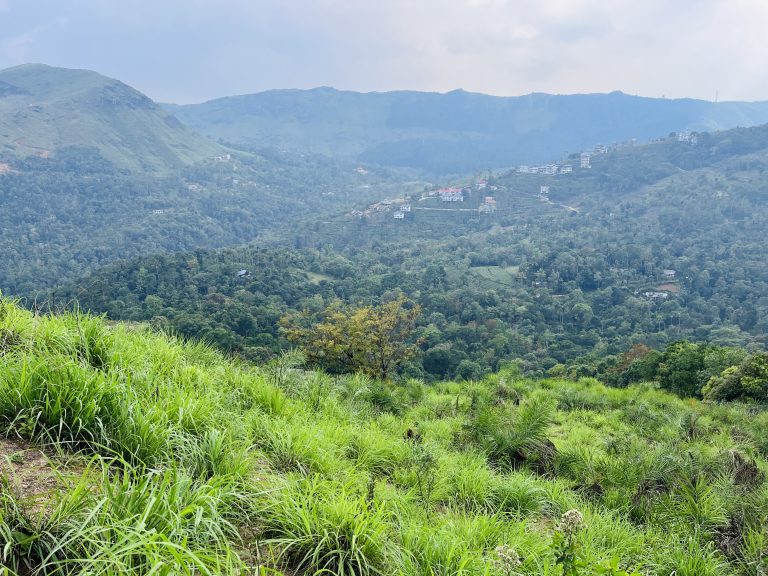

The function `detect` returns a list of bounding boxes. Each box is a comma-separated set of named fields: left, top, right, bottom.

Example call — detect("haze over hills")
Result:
left=0, top=64, right=222, bottom=172
left=166, top=87, right=768, bottom=173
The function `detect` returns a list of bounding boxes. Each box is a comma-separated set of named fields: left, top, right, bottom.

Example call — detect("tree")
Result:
left=281, top=296, right=421, bottom=379
left=703, top=352, right=768, bottom=402
left=657, top=341, right=705, bottom=398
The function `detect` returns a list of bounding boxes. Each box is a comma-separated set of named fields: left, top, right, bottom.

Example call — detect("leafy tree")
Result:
left=281, top=296, right=420, bottom=379
left=703, top=352, right=768, bottom=402
left=657, top=341, right=706, bottom=398
left=610, top=344, right=663, bottom=386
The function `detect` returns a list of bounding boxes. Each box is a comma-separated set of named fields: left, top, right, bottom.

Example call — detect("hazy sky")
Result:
left=1, top=0, right=767, bottom=104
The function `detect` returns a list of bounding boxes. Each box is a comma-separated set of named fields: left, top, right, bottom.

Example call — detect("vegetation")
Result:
left=45, top=123, right=768, bottom=381
left=0, top=64, right=221, bottom=172
left=167, top=87, right=768, bottom=173
left=1, top=298, right=768, bottom=574
left=281, top=296, right=421, bottom=379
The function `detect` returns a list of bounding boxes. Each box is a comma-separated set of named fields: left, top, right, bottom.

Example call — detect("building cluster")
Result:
left=643, top=291, right=670, bottom=302
left=393, top=203, right=412, bottom=220
left=434, top=187, right=465, bottom=202
left=676, top=131, right=698, bottom=145
left=518, top=163, right=569, bottom=175
left=350, top=196, right=412, bottom=219
left=517, top=162, right=576, bottom=175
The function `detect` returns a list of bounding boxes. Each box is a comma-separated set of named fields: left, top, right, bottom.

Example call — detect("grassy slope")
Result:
left=0, top=64, right=222, bottom=172
left=0, top=299, right=767, bottom=575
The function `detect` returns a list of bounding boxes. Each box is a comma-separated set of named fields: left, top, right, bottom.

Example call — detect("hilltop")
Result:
left=167, top=87, right=768, bottom=173
left=0, top=64, right=222, bottom=172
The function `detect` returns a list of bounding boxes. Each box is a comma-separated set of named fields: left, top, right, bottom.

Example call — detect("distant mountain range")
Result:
left=3, top=63, right=768, bottom=175
left=166, top=88, right=768, bottom=173
left=0, top=64, right=222, bottom=172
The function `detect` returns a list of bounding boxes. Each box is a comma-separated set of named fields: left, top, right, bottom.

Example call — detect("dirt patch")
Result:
left=0, top=437, right=77, bottom=506
left=0, top=162, right=14, bottom=174
left=655, top=283, right=680, bottom=293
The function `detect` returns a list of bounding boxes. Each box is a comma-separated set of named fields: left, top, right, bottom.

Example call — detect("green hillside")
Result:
left=166, top=88, right=768, bottom=173
left=60, top=123, right=768, bottom=377
left=1, top=299, right=767, bottom=574
left=0, top=119, right=411, bottom=294
left=0, top=64, right=222, bottom=172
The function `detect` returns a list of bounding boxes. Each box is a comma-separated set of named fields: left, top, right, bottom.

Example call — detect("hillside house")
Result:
left=400, top=204, right=412, bottom=212
left=237, top=269, right=249, bottom=278
left=478, top=196, right=497, bottom=214
left=594, top=144, right=608, bottom=154
left=663, top=269, right=676, bottom=279
left=643, top=291, right=669, bottom=301
left=393, top=212, right=405, bottom=220
left=559, top=165, right=573, bottom=174
left=580, top=153, right=591, bottom=168
left=439, top=188, right=464, bottom=202
left=540, top=185, right=550, bottom=196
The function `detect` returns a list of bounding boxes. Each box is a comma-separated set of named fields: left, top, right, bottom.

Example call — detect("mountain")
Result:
left=0, top=66, right=420, bottom=294
left=166, top=88, right=768, bottom=173
left=0, top=64, right=222, bottom=172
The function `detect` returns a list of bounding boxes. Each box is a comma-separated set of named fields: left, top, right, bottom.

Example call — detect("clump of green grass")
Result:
left=258, top=475, right=399, bottom=575
left=1, top=458, right=250, bottom=575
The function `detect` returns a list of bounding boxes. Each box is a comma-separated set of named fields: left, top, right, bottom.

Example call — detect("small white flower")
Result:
left=559, top=509, right=586, bottom=535
left=492, top=544, right=522, bottom=574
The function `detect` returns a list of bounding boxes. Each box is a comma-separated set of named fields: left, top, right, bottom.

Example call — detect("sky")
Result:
left=1, top=0, right=767, bottom=104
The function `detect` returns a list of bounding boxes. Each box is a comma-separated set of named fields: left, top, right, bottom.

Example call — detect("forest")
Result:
left=54, top=125, right=768, bottom=383
left=0, top=143, right=411, bottom=294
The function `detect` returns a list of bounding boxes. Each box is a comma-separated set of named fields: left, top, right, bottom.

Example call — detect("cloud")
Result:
left=0, top=0, right=766, bottom=102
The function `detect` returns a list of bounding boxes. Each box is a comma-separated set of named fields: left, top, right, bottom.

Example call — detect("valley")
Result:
left=1, top=61, right=768, bottom=575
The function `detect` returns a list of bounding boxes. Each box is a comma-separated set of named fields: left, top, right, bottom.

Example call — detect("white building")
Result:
left=439, top=188, right=464, bottom=202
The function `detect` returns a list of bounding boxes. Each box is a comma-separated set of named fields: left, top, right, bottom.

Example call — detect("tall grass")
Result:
left=1, top=300, right=767, bottom=575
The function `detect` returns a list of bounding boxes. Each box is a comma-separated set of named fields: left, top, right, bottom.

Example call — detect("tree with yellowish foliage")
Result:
left=280, top=296, right=420, bottom=379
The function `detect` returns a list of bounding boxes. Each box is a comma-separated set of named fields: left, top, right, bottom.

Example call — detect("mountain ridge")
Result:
left=166, top=86, right=768, bottom=173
